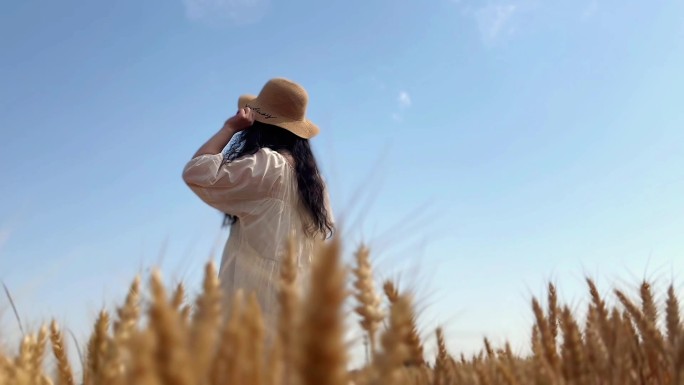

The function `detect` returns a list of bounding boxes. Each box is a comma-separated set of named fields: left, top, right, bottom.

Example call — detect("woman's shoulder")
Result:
left=227, top=148, right=293, bottom=174
left=237, top=147, right=283, bottom=163
left=258, top=147, right=295, bottom=169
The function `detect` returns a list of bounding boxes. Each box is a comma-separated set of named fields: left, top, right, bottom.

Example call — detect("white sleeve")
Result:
left=182, top=148, right=288, bottom=217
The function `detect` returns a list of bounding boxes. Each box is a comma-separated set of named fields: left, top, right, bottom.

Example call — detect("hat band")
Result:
left=245, top=103, right=280, bottom=121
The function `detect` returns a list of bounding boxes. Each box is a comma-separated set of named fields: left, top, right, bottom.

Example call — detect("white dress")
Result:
left=182, top=147, right=331, bottom=331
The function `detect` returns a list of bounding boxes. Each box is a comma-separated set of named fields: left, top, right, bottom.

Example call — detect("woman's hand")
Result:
left=223, top=107, right=255, bottom=133
left=190, top=107, right=255, bottom=158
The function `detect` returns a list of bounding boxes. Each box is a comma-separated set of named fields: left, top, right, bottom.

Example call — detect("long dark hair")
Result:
left=221, top=121, right=333, bottom=239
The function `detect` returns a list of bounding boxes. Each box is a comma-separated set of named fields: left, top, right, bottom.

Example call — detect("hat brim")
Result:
left=237, top=94, right=320, bottom=139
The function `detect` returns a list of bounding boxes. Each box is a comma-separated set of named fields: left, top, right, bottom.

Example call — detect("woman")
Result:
left=182, top=78, right=334, bottom=330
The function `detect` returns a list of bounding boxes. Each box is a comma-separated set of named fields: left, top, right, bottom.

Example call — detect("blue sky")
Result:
left=2, top=0, right=684, bottom=367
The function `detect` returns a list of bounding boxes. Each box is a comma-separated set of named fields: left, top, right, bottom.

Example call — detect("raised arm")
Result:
left=191, top=107, right=255, bottom=158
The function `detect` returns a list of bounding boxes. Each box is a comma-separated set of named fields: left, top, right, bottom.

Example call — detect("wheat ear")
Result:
left=84, top=310, right=110, bottom=385
left=298, top=237, right=349, bottom=385
left=190, top=261, right=223, bottom=383
left=376, top=294, right=413, bottom=384
left=352, top=244, right=384, bottom=356
left=666, top=284, right=681, bottom=350
left=148, top=270, right=193, bottom=385
left=277, top=234, right=300, bottom=385
left=50, top=320, right=75, bottom=385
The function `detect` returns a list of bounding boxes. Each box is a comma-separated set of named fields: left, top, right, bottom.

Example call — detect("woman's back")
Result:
left=183, top=146, right=330, bottom=329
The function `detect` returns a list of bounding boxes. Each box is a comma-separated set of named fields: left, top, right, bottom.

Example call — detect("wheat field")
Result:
left=1, top=236, right=683, bottom=385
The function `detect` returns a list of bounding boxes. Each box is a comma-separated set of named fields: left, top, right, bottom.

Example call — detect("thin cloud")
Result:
left=398, top=91, right=412, bottom=108
left=182, top=0, right=270, bottom=26
left=475, top=4, right=518, bottom=43
left=456, top=0, right=539, bottom=45
left=391, top=91, right=411, bottom=122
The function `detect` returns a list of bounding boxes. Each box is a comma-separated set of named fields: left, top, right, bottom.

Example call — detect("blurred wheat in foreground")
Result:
left=1, top=235, right=684, bottom=385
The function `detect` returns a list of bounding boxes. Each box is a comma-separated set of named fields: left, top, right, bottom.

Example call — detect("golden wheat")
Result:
left=0, top=236, right=683, bottom=385
left=352, top=244, right=384, bottom=357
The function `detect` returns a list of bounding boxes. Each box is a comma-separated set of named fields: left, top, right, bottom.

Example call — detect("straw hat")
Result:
left=237, top=78, right=319, bottom=139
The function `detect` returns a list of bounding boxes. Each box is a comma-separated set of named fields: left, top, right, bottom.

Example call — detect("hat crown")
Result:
left=237, top=77, right=320, bottom=139
left=256, top=78, right=308, bottom=120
